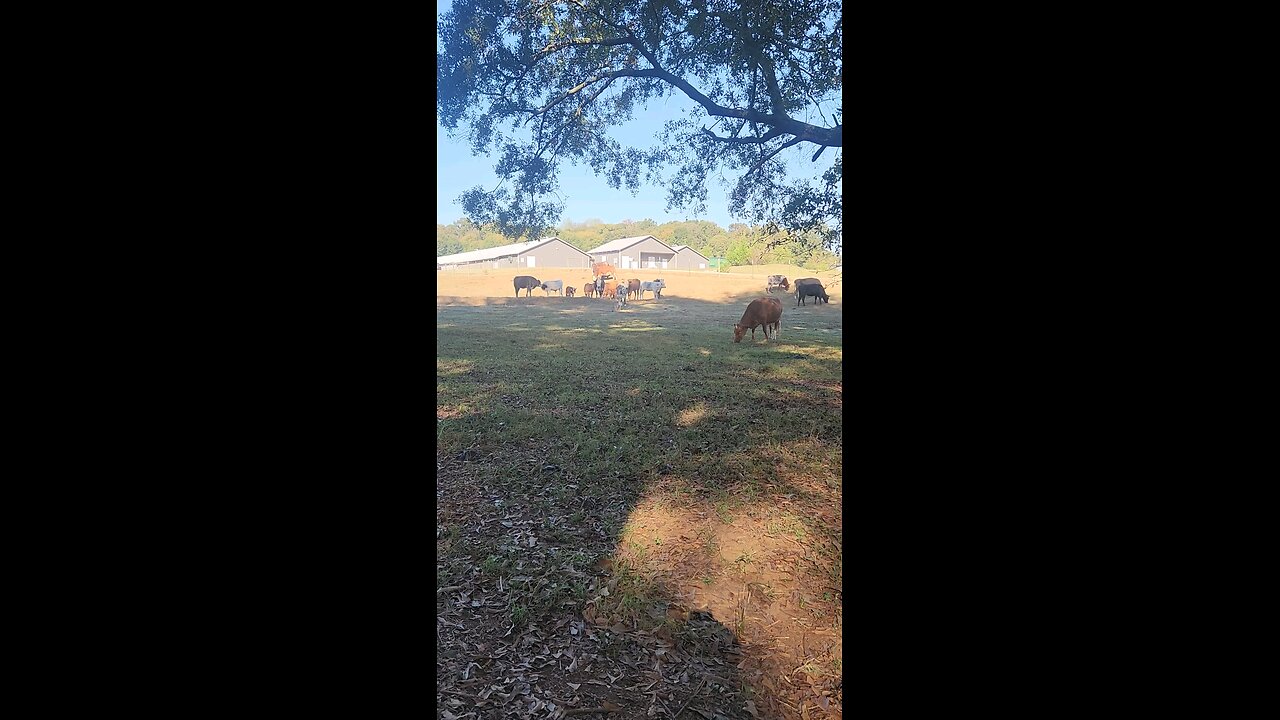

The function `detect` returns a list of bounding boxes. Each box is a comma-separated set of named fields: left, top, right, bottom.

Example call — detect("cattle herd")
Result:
left=512, top=275, right=666, bottom=302
left=509, top=272, right=832, bottom=343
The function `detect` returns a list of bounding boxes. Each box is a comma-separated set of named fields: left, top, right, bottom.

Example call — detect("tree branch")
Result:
left=526, top=73, right=614, bottom=121
left=746, top=137, right=803, bottom=175
left=532, top=36, right=632, bottom=62
left=701, top=126, right=784, bottom=145
left=757, top=56, right=785, bottom=116
left=534, top=2, right=839, bottom=145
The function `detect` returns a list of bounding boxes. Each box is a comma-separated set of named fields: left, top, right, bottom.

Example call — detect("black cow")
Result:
left=513, top=275, right=541, bottom=297
left=796, top=283, right=829, bottom=306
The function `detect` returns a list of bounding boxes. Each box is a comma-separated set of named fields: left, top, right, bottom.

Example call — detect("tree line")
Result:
left=436, top=218, right=840, bottom=270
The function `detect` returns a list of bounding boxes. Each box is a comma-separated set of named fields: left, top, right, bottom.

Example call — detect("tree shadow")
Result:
left=437, top=292, right=842, bottom=719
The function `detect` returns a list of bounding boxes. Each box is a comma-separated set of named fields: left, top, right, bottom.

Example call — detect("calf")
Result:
left=540, top=280, right=564, bottom=296
left=583, top=283, right=595, bottom=298
left=513, top=275, right=541, bottom=297
left=627, top=279, right=641, bottom=299
left=796, top=283, right=829, bottom=306
left=565, top=286, right=576, bottom=297
left=615, top=284, right=630, bottom=310
left=733, top=297, right=783, bottom=343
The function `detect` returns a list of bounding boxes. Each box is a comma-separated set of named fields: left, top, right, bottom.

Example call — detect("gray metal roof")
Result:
left=436, top=237, right=580, bottom=264
left=585, top=235, right=675, bottom=255
left=670, top=245, right=709, bottom=259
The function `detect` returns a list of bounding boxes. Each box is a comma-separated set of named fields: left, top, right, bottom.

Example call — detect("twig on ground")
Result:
left=674, top=677, right=707, bottom=718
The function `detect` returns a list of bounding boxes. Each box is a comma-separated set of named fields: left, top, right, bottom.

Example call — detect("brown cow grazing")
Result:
left=513, top=275, right=541, bottom=297
left=601, top=281, right=619, bottom=299
left=583, top=283, right=595, bottom=298
left=566, top=286, right=576, bottom=297
left=627, top=279, right=641, bottom=299
left=734, top=297, right=783, bottom=343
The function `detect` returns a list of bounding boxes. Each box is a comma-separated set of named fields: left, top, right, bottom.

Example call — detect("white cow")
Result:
left=639, top=279, right=666, bottom=299
left=540, top=280, right=564, bottom=296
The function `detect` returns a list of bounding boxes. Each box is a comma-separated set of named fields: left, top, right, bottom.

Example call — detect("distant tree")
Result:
left=438, top=0, right=841, bottom=248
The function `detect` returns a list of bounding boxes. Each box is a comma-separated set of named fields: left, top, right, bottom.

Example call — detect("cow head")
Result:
left=733, top=324, right=747, bottom=343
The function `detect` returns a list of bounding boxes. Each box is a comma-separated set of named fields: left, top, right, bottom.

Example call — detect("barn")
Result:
left=585, top=235, right=679, bottom=271
left=669, top=245, right=712, bottom=271
left=436, top=237, right=592, bottom=270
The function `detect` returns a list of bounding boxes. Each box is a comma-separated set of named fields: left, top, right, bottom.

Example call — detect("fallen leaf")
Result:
left=744, top=700, right=758, bottom=717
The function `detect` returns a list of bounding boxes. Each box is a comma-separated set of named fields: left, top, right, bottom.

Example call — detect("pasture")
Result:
left=437, top=266, right=843, bottom=719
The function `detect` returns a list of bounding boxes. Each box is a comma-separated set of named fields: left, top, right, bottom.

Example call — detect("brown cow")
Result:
left=566, top=286, right=576, bottom=297
left=601, top=281, right=619, bottom=298
left=627, top=279, right=641, bottom=299
left=733, top=297, right=783, bottom=344
left=583, top=283, right=595, bottom=298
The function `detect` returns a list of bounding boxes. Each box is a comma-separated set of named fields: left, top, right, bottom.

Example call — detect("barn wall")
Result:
left=674, top=248, right=710, bottom=270
left=516, top=239, right=590, bottom=268
left=593, top=238, right=676, bottom=271
left=630, top=238, right=675, bottom=270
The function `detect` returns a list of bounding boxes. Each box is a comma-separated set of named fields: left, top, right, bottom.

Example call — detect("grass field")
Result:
left=437, top=266, right=843, bottom=719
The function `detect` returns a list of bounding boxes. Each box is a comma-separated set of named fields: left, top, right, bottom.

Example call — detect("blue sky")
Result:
left=436, top=0, right=838, bottom=231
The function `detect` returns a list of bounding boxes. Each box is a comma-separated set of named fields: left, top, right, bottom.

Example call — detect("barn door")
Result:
left=527, top=256, right=535, bottom=267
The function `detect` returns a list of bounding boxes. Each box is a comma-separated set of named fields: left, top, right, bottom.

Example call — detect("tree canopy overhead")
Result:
left=438, top=0, right=842, bottom=248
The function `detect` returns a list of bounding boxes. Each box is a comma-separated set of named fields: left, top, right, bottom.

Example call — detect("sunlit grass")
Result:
left=676, top=402, right=710, bottom=427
